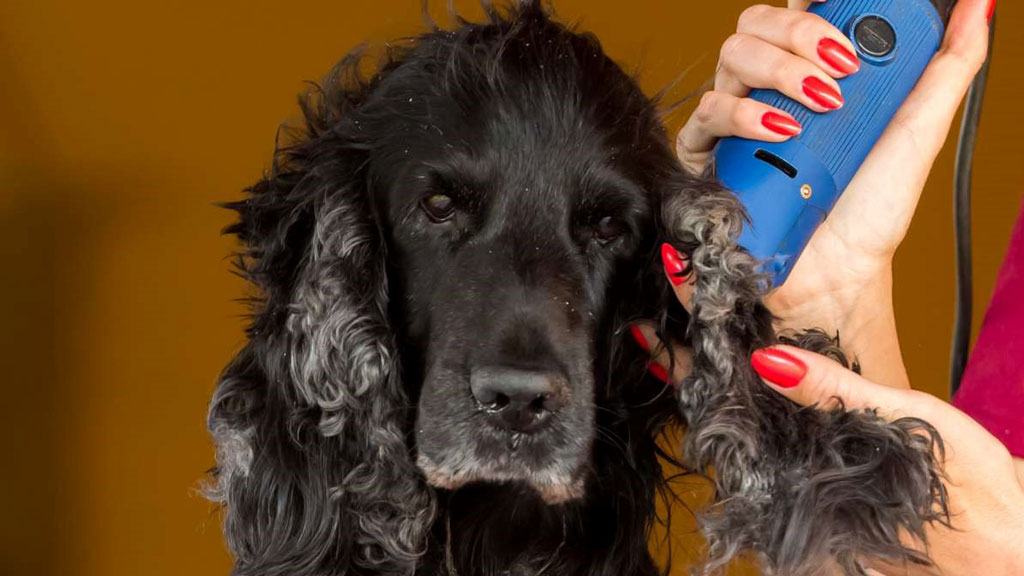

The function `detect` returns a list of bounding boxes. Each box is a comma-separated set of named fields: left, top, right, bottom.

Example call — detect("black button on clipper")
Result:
left=853, top=15, right=897, bottom=57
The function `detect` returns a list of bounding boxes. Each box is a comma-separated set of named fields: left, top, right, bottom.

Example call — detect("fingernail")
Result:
left=660, top=243, right=689, bottom=286
left=630, top=324, right=650, bottom=353
left=761, top=112, right=802, bottom=136
left=751, top=348, right=807, bottom=389
left=647, top=361, right=670, bottom=384
left=988, top=0, right=996, bottom=22
left=802, top=76, right=844, bottom=110
left=817, top=37, right=860, bottom=75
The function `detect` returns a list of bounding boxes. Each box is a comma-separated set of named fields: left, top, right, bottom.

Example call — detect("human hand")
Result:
left=630, top=252, right=1024, bottom=575
left=749, top=345, right=1024, bottom=575
left=674, top=0, right=994, bottom=387
left=676, top=0, right=858, bottom=173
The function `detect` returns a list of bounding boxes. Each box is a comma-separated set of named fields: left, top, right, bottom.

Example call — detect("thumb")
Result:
left=826, top=0, right=992, bottom=254
left=751, top=346, right=911, bottom=413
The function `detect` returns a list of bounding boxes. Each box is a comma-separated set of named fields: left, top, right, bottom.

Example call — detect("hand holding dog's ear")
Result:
left=751, top=346, right=1024, bottom=576
left=630, top=323, right=691, bottom=387
left=630, top=243, right=698, bottom=386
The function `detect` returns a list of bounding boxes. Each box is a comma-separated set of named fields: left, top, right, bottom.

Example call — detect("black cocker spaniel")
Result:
left=207, top=3, right=948, bottom=575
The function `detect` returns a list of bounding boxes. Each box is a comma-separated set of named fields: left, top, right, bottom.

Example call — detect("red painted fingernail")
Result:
left=988, top=0, right=996, bottom=22
left=817, top=38, right=860, bottom=75
left=802, top=76, right=844, bottom=110
left=630, top=325, right=650, bottom=353
left=761, top=112, right=802, bottom=136
left=647, top=361, right=670, bottom=384
left=660, top=243, right=689, bottom=286
left=751, top=348, right=807, bottom=389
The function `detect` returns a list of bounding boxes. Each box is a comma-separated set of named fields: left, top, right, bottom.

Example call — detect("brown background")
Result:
left=1, top=1, right=1020, bottom=575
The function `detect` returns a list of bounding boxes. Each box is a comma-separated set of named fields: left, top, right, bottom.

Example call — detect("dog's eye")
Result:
left=420, top=194, right=456, bottom=223
left=593, top=216, right=626, bottom=244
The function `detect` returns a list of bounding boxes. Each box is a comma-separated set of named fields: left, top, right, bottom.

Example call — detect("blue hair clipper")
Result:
left=713, top=0, right=955, bottom=288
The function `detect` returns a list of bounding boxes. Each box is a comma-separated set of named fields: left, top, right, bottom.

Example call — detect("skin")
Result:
left=634, top=0, right=1024, bottom=573
left=752, top=346, right=1024, bottom=575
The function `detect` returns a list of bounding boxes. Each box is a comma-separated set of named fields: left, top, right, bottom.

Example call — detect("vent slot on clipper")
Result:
left=755, top=149, right=798, bottom=179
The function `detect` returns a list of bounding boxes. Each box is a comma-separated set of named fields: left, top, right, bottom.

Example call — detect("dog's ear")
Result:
left=660, top=173, right=947, bottom=575
left=206, top=54, right=434, bottom=576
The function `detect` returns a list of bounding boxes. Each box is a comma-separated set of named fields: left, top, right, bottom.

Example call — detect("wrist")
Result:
left=769, top=264, right=909, bottom=388
left=768, top=246, right=894, bottom=331
left=976, top=509, right=1024, bottom=575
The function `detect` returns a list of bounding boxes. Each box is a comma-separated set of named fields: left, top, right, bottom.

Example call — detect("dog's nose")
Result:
left=470, top=367, right=566, bottom=433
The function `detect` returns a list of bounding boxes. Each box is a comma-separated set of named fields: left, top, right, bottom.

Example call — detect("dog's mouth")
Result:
left=416, top=451, right=586, bottom=504
left=412, top=357, right=595, bottom=503
left=413, top=409, right=594, bottom=503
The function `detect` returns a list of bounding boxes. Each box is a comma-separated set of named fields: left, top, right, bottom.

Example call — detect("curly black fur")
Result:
left=207, top=3, right=949, bottom=575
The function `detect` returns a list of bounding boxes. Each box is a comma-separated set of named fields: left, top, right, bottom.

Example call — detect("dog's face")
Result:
left=359, top=18, right=667, bottom=502
left=210, top=6, right=698, bottom=572
left=380, top=101, right=650, bottom=502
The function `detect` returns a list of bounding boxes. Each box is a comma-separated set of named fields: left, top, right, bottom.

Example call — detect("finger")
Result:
left=659, top=243, right=697, bottom=312
left=675, top=91, right=801, bottom=171
left=830, top=0, right=992, bottom=255
left=864, top=557, right=941, bottom=576
left=787, top=1, right=823, bottom=10
left=630, top=323, right=693, bottom=386
left=750, top=345, right=922, bottom=415
left=715, top=33, right=845, bottom=112
left=736, top=4, right=860, bottom=77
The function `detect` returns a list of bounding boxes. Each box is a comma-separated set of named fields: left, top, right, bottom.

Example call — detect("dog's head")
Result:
left=208, top=3, right=699, bottom=574
left=370, top=13, right=674, bottom=501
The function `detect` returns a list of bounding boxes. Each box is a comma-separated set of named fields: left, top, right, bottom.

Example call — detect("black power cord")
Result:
left=951, top=10, right=996, bottom=396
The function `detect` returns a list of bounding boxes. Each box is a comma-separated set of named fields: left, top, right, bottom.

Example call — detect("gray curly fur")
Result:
left=205, top=53, right=436, bottom=572
left=661, top=181, right=950, bottom=574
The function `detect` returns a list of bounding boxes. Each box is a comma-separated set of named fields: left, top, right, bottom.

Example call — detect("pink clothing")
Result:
left=953, top=200, right=1024, bottom=458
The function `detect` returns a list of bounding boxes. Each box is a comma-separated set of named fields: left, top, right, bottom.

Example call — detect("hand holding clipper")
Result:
left=713, top=0, right=956, bottom=288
